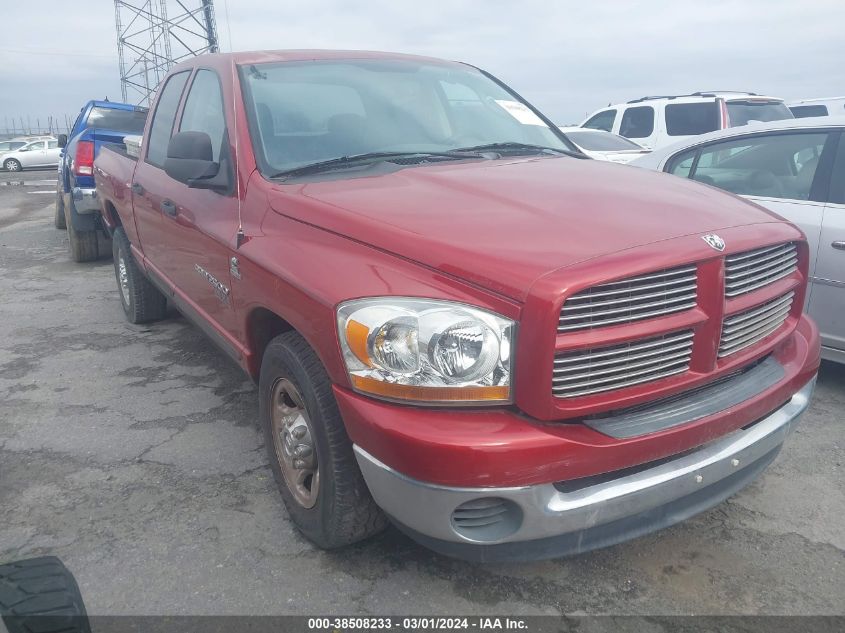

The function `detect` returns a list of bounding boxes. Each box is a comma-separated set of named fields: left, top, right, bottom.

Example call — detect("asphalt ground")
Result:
left=0, top=168, right=843, bottom=616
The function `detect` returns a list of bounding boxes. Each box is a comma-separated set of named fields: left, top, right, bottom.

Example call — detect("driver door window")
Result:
left=178, top=69, right=226, bottom=162
left=670, top=132, right=829, bottom=201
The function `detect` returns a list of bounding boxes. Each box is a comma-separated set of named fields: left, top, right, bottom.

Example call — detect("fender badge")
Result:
left=702, top=234, right=726, bottom=251
left=195, top=264, right=230, bottom=304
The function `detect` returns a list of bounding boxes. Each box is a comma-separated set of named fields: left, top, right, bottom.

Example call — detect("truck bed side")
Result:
left=93, top=145, right=141, bottom=247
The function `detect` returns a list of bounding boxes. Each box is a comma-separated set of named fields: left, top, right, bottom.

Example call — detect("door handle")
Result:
left=131, top=182, right=143, bottom=195
left=161, top=200, right=177, bottom=217
left=832, top=241, right=845, bottom=251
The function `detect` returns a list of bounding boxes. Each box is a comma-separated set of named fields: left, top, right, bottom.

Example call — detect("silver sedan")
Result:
left=1, top=138, right=61, bottom=172
left=632, top=116, right=845, bottom=364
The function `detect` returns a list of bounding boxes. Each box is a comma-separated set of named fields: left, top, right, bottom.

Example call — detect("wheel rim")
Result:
left=270, top=378, right=320, bottom=509
left=117, top=251, right=131, bottom=307
left=5, top=160, right=20, bottom=172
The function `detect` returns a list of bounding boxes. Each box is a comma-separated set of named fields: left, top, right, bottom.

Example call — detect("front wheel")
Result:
left=260, top=331, right=386, bottom=548
left=3, top=159, right=22, bottom=172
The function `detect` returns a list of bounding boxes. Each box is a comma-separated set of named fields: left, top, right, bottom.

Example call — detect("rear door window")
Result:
left=145, top=71, right=190, bottom=168
left=789, top=105, right=829, bottom=118
left=665, top=103, right=720, bottom=136
left=582, top=109, right=616, bottom=132
left=726, top=100, right=793, bottom=126
left=619, top=106, right=654, bottom=139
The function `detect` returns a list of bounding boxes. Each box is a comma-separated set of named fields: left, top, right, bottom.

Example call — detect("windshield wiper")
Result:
left=270, top=151, right=482, bottom=179
left=450, top=142, right=585, bottom=158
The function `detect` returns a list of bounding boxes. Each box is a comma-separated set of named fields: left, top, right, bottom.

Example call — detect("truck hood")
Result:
left=267, top=157, right=783, bottom=301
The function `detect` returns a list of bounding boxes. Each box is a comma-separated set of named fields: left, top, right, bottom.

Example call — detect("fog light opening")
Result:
left=450, top=497, right=522, bottom=543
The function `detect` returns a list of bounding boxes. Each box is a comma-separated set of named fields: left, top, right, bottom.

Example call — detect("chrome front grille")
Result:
left=552, top=330, right=694, bottom=398
left=719, top=291, right=794, bottom=357
left=724, top=242, right=797, bottom=297
left=558, top=265, right=698, bottom=333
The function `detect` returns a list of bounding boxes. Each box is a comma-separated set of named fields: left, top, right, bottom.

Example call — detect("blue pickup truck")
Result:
left=56, top=100, right=147, bottom=261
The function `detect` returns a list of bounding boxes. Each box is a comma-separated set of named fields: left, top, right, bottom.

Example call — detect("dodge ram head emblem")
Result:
left=702, top=234, right=726, bottom=251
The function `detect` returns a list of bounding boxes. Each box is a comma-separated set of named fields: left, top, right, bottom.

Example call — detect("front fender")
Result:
left=234, top=209, right=520, bottom=386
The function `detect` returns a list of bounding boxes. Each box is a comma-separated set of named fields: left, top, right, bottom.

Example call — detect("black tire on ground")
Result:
left=111, top=227, right=167, bottom=324
left=63, top=198, right=98, bottom=262
left=260, top=331, right=387, bottom=548
left=3, top=159, right=22, bottom=172
left=54, top=191, right=67, bottom=230
left=0, top=556, right=92, bottom=633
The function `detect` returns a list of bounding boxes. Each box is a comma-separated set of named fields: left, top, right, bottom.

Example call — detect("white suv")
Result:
left=580, top=92, right=793, bottom=150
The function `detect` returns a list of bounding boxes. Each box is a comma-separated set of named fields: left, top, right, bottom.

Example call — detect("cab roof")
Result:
left=170, top=49, right=466, bottom=71
left=87, top=99, right=145, bottom=111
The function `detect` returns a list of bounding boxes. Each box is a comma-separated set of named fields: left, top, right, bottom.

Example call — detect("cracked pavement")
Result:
left=0, top=170, right=843, bottom=615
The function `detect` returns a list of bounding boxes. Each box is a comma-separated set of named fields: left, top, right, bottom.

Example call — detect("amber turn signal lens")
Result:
left=345, top=319, right=373, bottom=367
left=350, top=375, right=509, bottom=402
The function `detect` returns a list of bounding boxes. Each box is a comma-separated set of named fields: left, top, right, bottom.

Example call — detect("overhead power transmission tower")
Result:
left=114, top=0, right=220, bottom=106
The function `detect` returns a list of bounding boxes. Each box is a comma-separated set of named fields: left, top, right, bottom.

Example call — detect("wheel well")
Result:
left=246, top=308, right=295, bottom=378
left=106, top=201, right=123, bottom=228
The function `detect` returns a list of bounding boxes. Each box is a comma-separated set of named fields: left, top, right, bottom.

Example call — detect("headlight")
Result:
left=337, top=298, right=515, bottom=404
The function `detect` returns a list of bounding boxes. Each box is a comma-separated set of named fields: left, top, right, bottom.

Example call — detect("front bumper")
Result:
left=354, top=377, right=815, bottom=562
left=72, top=186, right=99, bottom=214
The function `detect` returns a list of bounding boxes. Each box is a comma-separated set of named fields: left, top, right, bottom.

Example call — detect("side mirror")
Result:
left=164, top=131, right=227, bottom=191
left=57, top=134, right=68, bottom=148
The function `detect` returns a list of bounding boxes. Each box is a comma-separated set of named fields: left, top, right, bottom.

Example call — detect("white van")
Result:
left=789, top=97, right=845, bottom=119
left=580, top=92, right=793, bottom=150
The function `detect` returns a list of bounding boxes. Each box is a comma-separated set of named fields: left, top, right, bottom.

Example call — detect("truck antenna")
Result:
left=231, top=57, right=244, bottom=249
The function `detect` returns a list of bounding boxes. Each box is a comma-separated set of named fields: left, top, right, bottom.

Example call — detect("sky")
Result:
left=1, top=0, right=842, bottom=134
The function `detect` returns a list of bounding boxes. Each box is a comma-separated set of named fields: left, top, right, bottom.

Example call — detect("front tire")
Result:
left=111, top=227, right=167, bottom=323
left=3, top=158, right=22, bottom=172
left=260, top=331, right=386, bottom=548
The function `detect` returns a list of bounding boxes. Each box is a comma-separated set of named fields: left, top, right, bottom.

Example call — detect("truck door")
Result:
left=140, top=68, right=243, bottom=351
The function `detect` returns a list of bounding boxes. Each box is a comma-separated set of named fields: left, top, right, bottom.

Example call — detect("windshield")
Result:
left=564, top=129, right=643, bottom=151
left=86, top=106, right=148, bottom=134
left=239, top=59, right=575, bottom=176
left=727, top=100, right=793, bottom=126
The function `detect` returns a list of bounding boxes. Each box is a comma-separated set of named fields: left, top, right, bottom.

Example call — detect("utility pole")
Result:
left=113, top=0, right=220, bottom=106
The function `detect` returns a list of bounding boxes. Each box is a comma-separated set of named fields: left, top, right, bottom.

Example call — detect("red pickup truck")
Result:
left=93, top=50, right=820, bottom=562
